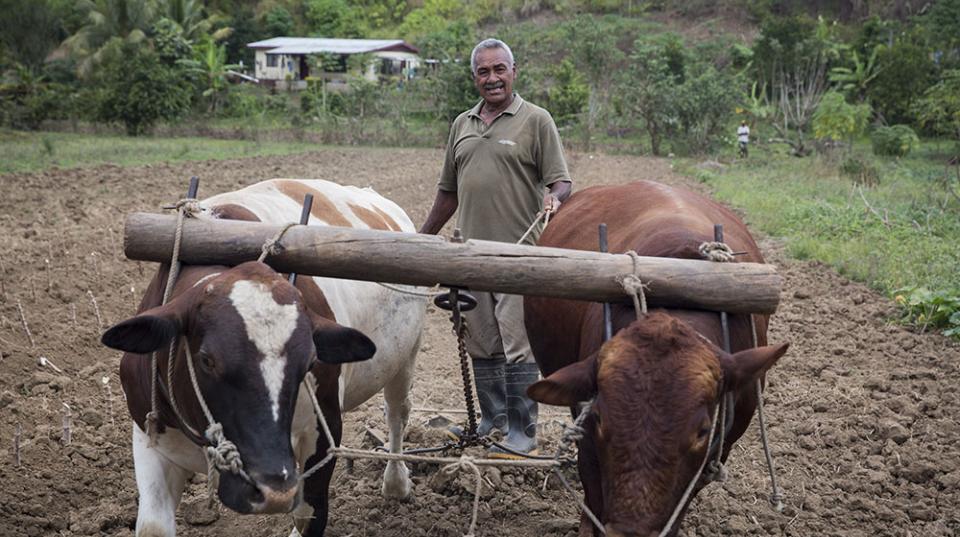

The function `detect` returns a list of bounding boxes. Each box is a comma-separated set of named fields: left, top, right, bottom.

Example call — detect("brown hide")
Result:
left=524, top=181, right=776, bottom=535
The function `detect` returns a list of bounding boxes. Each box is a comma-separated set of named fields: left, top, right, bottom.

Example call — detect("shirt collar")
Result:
left=468, top=93, right=524, bottom=119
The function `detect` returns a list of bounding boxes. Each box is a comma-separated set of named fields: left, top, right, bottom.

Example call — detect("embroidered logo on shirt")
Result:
left=498, top=139, right=516, bottom=146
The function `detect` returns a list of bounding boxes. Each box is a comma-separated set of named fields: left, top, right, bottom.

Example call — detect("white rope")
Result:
left=752, top=315, right=785, bottom=512
left=147, top=198, right=203, bottom=446
left=149, top=196, right=252, bottom=506
left=375, top=282, right=439, bottom=297
left=517, top=210, right=548, bottom=245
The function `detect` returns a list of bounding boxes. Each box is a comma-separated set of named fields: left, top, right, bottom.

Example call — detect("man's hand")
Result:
left=543, top=180, right=572, bottom=214
left=543, top=193, right=561, bottom=214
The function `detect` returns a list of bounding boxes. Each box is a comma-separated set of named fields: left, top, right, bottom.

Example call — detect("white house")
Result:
left=247, top=37, right=421, bottom=90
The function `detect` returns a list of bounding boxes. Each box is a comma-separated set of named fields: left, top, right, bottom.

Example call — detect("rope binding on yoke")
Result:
left=619, top=250, right=648, bottom=319
left=698, top=241, right=735, bottom=262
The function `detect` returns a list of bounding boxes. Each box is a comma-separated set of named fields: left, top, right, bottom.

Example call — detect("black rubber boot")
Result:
left=488, top=362, right=539, bottom=458
left=448, top=357, right=508, bottom=440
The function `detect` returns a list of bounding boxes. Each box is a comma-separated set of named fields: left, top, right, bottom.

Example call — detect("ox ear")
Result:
left=312, top=316, right=377, bottom=364
left=528, top=354, right=597, bottom=406
left=101, top=304, right=182, bottom=354
left=721, top=343, right=789, bottom=390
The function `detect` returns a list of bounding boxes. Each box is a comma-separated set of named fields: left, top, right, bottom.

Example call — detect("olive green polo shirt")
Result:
left=438, top=94, right=570, bottom=245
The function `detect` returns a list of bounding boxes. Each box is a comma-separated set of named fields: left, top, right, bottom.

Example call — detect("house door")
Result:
left=299, top=56, right=309, bottom=80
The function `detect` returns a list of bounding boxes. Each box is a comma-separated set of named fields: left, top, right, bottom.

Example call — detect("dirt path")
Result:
left=0, top=148, right=957, bottom=537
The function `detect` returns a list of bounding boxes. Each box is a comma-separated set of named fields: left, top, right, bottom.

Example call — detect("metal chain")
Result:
left=453, top=301, right=481, bottom=444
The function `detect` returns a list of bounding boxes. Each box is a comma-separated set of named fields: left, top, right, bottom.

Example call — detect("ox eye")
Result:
left=198, top=351, right=216, bottom=372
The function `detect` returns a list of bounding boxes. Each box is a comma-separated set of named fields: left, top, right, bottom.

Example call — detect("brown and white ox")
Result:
left=101, top=179, right=425, bottom=537
left=525, top=181, right=788, bottom=537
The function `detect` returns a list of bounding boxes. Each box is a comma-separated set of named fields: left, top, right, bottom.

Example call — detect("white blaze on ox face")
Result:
left=229, top=279, right=300, bottom=422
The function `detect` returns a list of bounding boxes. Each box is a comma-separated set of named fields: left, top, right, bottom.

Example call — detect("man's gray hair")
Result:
left=470, top=38, right=514, bottom=74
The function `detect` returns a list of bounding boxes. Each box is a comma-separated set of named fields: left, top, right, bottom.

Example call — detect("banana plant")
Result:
left=829, top=46, right=884, bottom=103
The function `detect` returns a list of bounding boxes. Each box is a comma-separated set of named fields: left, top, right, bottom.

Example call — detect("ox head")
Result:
left=529, top=312, right=787, bottom=537
left=101, top=262, right=375, bottom=515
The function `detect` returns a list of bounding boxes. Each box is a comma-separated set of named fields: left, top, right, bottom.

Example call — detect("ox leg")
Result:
left=380, top=341, right=416, bottom=500
left=575, top=414, right=605, bottom=537
left=131, top=425, right=191, bottom=537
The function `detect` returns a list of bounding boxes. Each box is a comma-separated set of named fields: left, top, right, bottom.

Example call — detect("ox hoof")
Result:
left=381, top=461, right=412, bottom=500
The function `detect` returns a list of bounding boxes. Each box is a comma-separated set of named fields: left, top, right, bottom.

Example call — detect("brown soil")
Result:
left=1, top=149, right=957, bottom=537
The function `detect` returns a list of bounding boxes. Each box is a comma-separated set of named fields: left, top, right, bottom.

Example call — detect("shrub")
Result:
left=839, top=156, right=881, bottom=186
left=895, top=286, right=960, bottom=338
left=871, top=125, right=919, bottom=157
left=813, top=91, right=871, bottom=146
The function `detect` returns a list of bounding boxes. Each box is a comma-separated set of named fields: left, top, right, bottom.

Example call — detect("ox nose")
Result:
left=248, top=471, right=300, bottom=514
left=250, top=482, right=299, bottom=514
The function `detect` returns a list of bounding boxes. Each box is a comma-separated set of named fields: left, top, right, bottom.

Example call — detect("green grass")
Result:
left=679, top=140, right=960, bottom=336
left=0, top=130, right=323, bottom=174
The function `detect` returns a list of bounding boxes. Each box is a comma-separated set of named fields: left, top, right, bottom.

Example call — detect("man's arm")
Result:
left=419, top=189, right=458, bottom=234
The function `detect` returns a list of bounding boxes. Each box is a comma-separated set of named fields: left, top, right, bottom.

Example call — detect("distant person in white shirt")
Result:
left=737, top=120, right=750, bottom=157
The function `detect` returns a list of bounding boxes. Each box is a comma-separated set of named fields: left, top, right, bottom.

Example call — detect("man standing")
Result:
left=738, top=120, right=750, bottom=158
left=419, top=38, right=572, bottom=458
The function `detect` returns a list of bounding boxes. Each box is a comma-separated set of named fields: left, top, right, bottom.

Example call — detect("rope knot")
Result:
left=769, top=489, right=786, bottom=512
left=258, top=222, right=298, bottom=263
left=705, top=460, right=728, bottom=483
left=698, top=241, right=735, bottom=262
left=204, top=423, right=245, bottom=475
left=163, top=198, right=204, bottom=216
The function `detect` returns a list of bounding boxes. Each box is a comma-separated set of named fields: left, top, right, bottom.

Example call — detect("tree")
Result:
left=305, top=0, right=366, bottom=38
left=0, top=0, right=67, bottom=73
left=912, top=70, right=960, bottom=143
left=867, top=39, right=935, bottom=125
left=62, top=0, right=157, bottom=77
left=926, top=0, right=960, bottom=58
left=161, top=0, right=229, bottom=41
left=416, top=21, right=475, bottom=122
left=262, top=5, right=293, bottom=38
left=618, top=38, right=680, bottom=156
left=547, top=59, right=588, bottom=127
left=398, top=0, right=471, bottom=42
left=812, top=91, right=871, bottom=151
left=761, top=18, right=840, bottom=156
left=673, top=63, right=741, bottom=150
left=152, top=17, right=193, bottom=65
left=178, top=36, right=239, bottom=114
left=564, top=15, right=624, bottom=149
left=96, top=42, right=192, bottom=134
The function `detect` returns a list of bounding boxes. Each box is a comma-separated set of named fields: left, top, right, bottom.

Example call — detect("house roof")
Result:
left=248, top=37, right=419, bottom=55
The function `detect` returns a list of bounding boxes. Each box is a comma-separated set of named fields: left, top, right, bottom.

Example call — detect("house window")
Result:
left=266, top=54, right=279, bottom=68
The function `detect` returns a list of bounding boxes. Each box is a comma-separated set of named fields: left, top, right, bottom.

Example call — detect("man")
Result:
left=738, top=120, right=750, bottom=158
left=420, top=38, right=572, bottom=458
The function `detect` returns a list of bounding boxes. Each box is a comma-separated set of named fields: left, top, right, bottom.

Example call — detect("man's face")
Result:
left=473, top=47, right=516, bottom=109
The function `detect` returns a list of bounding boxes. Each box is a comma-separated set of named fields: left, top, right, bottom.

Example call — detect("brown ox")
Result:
left=525, top=181, right=788, bottom=537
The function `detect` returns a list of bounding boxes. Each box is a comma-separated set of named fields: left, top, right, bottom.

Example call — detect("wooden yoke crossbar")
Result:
left=124, top=212, right=782, bottom=314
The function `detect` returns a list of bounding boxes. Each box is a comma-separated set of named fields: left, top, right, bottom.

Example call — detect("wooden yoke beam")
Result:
left=124, top=212, right=781, bottom=314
